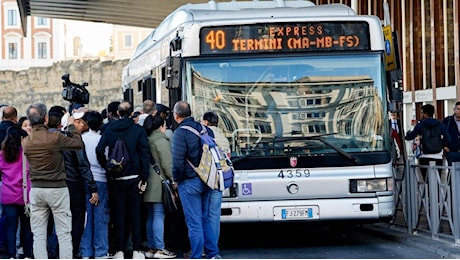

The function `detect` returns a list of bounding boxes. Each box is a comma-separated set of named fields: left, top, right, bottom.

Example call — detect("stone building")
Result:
left=0, top=59, right=128, bottom=116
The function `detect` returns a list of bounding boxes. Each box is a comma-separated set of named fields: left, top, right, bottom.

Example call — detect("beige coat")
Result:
left=143, top=130, right=173, bottom=203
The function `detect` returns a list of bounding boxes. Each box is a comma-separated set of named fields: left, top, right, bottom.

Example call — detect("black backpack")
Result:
left=106, top=132, right=130, bottom=178
left=421, top=123, right=443, bottom=154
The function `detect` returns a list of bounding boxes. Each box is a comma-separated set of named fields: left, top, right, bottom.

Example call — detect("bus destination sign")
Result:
left=200, top=22, right=370, bottom=55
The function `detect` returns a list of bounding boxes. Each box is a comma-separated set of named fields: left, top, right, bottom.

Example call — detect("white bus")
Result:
left=122, top=0, right=395, bottom=225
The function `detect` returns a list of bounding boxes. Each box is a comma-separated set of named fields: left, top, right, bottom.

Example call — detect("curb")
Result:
left=363, top=223, right=460, bottom=259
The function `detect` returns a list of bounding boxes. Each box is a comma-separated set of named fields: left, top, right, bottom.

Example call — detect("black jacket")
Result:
left=96, top=117, right=150, bottom=181
left=442, top=115, right=460, bottom=152
left=49, top=128, right=97, bottom=193
left=0, top=120, right=17, bottom=143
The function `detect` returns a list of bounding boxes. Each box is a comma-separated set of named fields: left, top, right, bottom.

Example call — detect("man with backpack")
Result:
left=405, top=104, right=451, bottom=178
left=171, top=101, right=218, bottom=259
left=442, top=101, right=460, bottom=165
left=96, top=101, right=150, bottom=259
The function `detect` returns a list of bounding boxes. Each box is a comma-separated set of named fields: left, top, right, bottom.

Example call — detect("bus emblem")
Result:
left=290, top=157, right=297, bottom=167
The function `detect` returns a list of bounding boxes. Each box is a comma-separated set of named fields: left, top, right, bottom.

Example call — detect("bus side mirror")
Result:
left=166, top=56, right=180, bottom=89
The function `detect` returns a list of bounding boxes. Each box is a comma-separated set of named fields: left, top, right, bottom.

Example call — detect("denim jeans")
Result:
left=204, top=189, right=222, bottom=258
left=80, top=181, right=110, bottom=258
left=177, top=177, right=211, bottom=259
left=29, top=187, right=72, bottom=259
left=2, top=204, right=33, bottom=258
left=146, top=202, right=166, bottom=250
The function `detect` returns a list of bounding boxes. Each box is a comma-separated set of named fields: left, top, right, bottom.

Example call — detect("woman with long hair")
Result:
left=17, top=116, right=32, bottom=135
left=0, top=125, right=33, bottom=259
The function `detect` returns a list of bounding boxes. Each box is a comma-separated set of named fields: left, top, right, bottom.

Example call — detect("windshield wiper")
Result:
left=231, top=149, right=262, bottom=164
left=309, top=135, right=359, bottom=164
left=274, top=133, right=359, bottom=164
left=232, top=133, right=359, bottom=165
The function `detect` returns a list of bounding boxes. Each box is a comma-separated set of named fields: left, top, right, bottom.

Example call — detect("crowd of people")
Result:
left=0, top=99, right=228, bottom=259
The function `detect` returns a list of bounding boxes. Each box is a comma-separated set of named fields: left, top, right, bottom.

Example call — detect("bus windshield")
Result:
left=188, top=53, right=388, bottom=158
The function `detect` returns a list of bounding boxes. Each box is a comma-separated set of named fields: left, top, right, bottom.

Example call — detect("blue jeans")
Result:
left=146, top=202, right=166, bottom=250
left=178, top=177, right=211, bottom=259
left=2, top=204, right=33, bottom=258
left=204, top=189, right=222, bottom=258
left=80, top=181, right=110, bottom=258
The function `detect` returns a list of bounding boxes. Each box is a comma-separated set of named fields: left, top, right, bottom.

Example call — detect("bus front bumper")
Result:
left=220, top=195, right=395, bottom=222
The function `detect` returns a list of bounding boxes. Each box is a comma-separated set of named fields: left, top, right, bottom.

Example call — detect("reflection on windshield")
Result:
left=188, top=54, right=388, bottom=157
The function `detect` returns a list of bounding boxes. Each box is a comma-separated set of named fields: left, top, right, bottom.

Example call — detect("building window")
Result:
left=8, top=10, right=17, bottom=26
left=37, top=17, right=47, bottom=26
left=124, top=34, right=132, bottom=48
left=38, top=42, right=47, bottom=59
left=8, top=43, right=18, bottom=59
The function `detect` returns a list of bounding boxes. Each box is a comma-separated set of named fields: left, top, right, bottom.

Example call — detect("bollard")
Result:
left=452, top=162, right=460, bottom=246
left=407, top=156, right=416, bottom=233
left=428, top=160, right=439, bottom=239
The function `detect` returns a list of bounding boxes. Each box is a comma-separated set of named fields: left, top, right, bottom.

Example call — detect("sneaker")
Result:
left=113, top=251, right=124, bottom=259
left=183, top=250, right=205, bottom=259
left=210, top=255, right=222, bottom=259
left=144, top=249, right=155, bottom=259
left=153, top=249, right=176, bottom=259
left=133, top=251, right=145, bottom=259
left=95, top=254, right=113, bottom=259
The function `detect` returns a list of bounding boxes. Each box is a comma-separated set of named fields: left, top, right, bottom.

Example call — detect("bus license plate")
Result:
left=279, top=207, right=318, bottom=220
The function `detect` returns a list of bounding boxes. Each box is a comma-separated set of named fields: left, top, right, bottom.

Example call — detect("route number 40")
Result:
left=205, top=30, right=226, bottom=50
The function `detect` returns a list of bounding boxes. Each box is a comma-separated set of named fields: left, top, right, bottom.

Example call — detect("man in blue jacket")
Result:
left=171, top=101, right=219, bottom=259
left=96, top=101, right=150, bottom=259
left=442, top=101, right=460, bottom=165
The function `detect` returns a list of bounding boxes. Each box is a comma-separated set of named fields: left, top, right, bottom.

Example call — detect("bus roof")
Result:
left=131, top=1, right=357, bottom=61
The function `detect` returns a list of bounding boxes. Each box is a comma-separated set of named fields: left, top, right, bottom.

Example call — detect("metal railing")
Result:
left=393, top=157, right=460, bottom=245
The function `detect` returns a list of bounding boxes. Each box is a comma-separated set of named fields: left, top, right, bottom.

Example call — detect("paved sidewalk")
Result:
left=363, top=223, right=460, bottom=259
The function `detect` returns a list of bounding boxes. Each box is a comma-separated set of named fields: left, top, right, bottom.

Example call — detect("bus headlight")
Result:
left=350, top=178, right=393, bottom=193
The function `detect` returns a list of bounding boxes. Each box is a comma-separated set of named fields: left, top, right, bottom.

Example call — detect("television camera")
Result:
left=61, top=74, right=90, bottom=112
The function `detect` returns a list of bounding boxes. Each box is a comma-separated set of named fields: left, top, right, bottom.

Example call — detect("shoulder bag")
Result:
left=152, top=161, right=180, bottom=213
left=22, top=151, right=30, bottom=217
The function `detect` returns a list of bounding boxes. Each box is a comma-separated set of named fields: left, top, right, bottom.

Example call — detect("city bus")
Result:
left=121, top=0, right=396, bottom=225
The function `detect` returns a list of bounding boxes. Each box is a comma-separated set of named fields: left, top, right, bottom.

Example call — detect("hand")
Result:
left=138, top=180, right=147, bottom=194
left=67, top=116, right=75, bottom=128
left=89, top=192, right=99, bottom=206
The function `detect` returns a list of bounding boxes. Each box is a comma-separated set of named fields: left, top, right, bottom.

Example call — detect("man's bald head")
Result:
left=118, top=101, right=133, bottom=118
left=143, top=100, right=155, bottom=114
left=2, top=106, right=17, bottom=122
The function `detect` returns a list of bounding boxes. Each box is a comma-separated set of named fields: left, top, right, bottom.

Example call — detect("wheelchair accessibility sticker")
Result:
left=242, top=183, right=252, bottom=195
